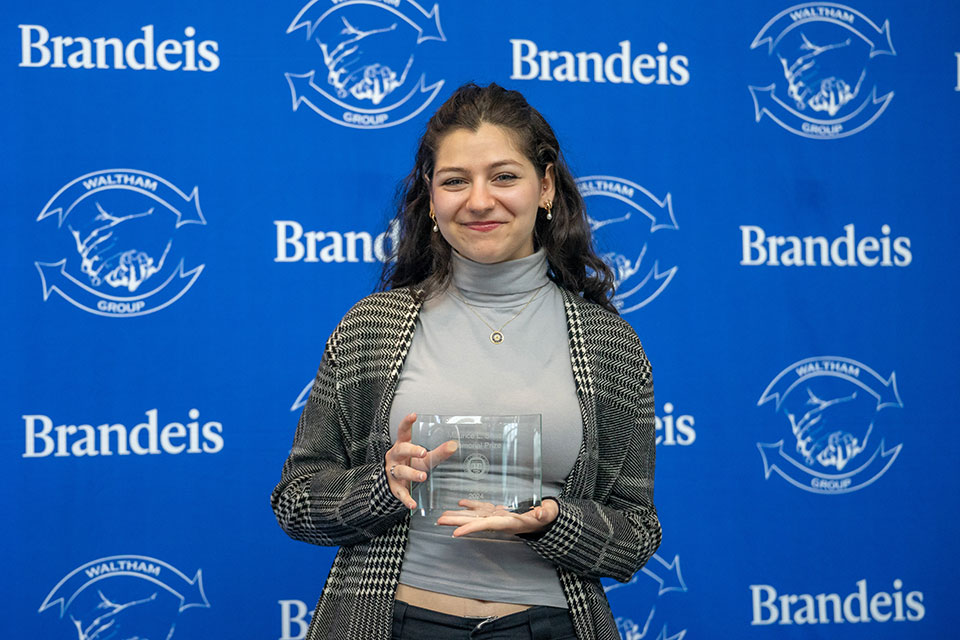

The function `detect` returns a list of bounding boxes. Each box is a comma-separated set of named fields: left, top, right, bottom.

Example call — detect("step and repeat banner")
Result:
left=4, top=1, right=958, bottom=638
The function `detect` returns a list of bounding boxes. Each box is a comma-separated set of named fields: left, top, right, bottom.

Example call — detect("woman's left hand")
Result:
left=436, top=499, right=559, bottom=537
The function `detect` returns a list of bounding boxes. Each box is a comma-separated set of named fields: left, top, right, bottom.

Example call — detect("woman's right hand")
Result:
left=385, top=413, right=458, bottom=509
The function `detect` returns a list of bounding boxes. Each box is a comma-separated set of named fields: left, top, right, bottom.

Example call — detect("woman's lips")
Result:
left=463, top=221, right=504, bottom=232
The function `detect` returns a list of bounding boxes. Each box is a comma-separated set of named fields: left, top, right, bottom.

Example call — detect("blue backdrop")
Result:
left=4, top=1, right=959, bottom=638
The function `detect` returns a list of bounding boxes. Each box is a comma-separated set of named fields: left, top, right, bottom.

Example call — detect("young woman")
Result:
left=272, top=83, right=661, bottom=640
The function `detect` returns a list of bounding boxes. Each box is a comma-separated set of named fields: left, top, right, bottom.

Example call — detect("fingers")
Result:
left=438, top=505, right=502, bottom=519
left=390, top=464, right=427, bottom=484
left=450, top=523, right=481, bottom=538
left=438, top=510, right=480, bottom=520
left=385, top=463, right=422, bottom=510
left=421, top=440, right=458, bottom=470
left=387, top=442, right=427, bottom=463
left=385, top=413, right=424, bottom=510
left=386, top=413, right=424, bottom=466
left=385, top=458, right=425, bottom=510
left=457, top=499, right=494, bottom=509
left=437, top=511, right=500, bottom=529
left=436, top=516, right=477, bottom=530
left=396, top=413, right=416, bottom=443
left=442, top=512, right=540, bottom=538
left=391, top=483, right=416, bottom=510
left=435, top=501, right=550, bottom=537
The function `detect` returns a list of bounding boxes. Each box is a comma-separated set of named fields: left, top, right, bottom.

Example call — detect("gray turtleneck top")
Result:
left=388, top=249, right=582, bottom=608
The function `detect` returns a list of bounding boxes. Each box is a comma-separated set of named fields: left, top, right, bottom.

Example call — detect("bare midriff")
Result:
left=394, top=583, right=533, bottom=618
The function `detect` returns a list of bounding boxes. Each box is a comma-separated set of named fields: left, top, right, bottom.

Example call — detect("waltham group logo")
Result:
left=39, top=555, right=209, bottom=639
left=749, top=3, right=895, bottom=139
left=285, top=0, right=446, bottom=129
left=604, top=552, right=688, bottom=640
left=576, top=176, right=679, bottom=314
left=34, top=169, right=206, bottom=317
left=756, top=356, right=903, bottom=494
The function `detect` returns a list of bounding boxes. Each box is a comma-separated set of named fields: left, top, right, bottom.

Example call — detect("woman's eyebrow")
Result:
left=434, top=160, right=523, bottom=176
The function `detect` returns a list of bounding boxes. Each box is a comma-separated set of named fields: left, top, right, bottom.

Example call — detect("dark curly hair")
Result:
left=379, top=82, right=617, bottom=313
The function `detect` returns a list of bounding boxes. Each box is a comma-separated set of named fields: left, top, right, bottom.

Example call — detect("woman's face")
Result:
left=430, top=123, right=554, bottom=264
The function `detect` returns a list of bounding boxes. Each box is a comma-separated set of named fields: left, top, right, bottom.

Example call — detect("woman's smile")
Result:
left=463, top=221, right=505, bottom=232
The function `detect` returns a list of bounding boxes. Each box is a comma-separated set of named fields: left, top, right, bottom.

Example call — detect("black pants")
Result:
left=391, top=601, right=577, bottom=639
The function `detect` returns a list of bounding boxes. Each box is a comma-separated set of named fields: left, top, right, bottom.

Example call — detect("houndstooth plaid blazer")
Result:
left=272, top=286, right=660, bottom=640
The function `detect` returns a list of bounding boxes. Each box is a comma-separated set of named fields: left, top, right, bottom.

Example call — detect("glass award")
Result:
left=411, top=414, right=542, bottom=540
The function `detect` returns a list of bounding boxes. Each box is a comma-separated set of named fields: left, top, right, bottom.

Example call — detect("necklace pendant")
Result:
left=490, top=331, right=504, bottom=345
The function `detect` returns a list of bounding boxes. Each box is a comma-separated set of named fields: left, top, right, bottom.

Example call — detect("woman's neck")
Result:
left=450, top=250, right=550, bottom=306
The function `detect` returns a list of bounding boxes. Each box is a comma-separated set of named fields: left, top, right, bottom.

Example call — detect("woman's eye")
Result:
left=442, top=178, right=466, bottom=187
left=494, top=174, right=518, bottom=182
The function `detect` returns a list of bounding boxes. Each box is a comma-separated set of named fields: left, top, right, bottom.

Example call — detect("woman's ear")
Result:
left=542, top=163, right=556, bottom=203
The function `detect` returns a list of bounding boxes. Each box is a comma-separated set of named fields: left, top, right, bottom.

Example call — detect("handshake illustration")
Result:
left=69, top=201, right=171, bottom=293
left=787, top=387, right=872, bottom=471
left=778, top=32, right=866, bottom=116
left=314, top=15, right=414, bottom=105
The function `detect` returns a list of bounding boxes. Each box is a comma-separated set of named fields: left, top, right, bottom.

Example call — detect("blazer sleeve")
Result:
left=520, top=371, right=661, bottom=583
left=271, top=325, right=407, bottom=547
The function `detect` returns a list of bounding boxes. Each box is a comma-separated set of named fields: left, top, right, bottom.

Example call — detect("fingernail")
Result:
left=447, top=442, right=458, bottom=452
left=419, top=472, right=426, bottom=481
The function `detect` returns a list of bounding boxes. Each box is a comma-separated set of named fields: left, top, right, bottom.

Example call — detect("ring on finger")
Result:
left=389, top=464, right=398, bottom=479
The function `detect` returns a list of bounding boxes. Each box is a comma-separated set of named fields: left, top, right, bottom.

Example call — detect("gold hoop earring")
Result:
left=543, top=200, right=553, bottom=221
left=429, top=205, right=438, bottom=232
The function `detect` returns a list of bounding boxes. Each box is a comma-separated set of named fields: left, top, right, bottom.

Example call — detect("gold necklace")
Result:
left=451, top=284, right=549, bottom=345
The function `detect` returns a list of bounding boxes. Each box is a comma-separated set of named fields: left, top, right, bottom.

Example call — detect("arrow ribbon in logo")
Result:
left=286, top=71, right=444, bottom=129
left=604, top=552, right=687, bottom=596
left=757, top=439, right=901, bottom=494
left=750, top=3, right=895, bottom=57
left=39, top=555, right=210, bottom=617
left=748, top=84, right=894, bottom=139
left=35, top=259, right=204, bottom=318
left=37, top=169, right=205, bottom=229
left=288, top=0, right=445, bottom=44
left=578, top=176, right=678, bottom=233
left=758, top=356, right=902, bottom=412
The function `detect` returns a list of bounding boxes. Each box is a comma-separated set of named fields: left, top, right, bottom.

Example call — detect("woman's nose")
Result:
left=466, top=183, right=495, bottom=213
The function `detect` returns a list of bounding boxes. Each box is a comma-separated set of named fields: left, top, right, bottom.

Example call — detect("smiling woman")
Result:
left=272, top=83, right=661, bottom=640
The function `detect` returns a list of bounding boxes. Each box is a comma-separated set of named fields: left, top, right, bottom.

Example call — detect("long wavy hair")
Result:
left=379, top=82, right=617, bottom=313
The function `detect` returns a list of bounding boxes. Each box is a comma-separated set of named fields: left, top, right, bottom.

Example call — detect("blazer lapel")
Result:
left=560, top=289, right=598, bottom=499
left=373, top=288, right=424, bottom=452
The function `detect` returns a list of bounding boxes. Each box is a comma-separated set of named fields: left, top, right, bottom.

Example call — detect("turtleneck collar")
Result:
left=450, top=249, right=551, bottom=306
